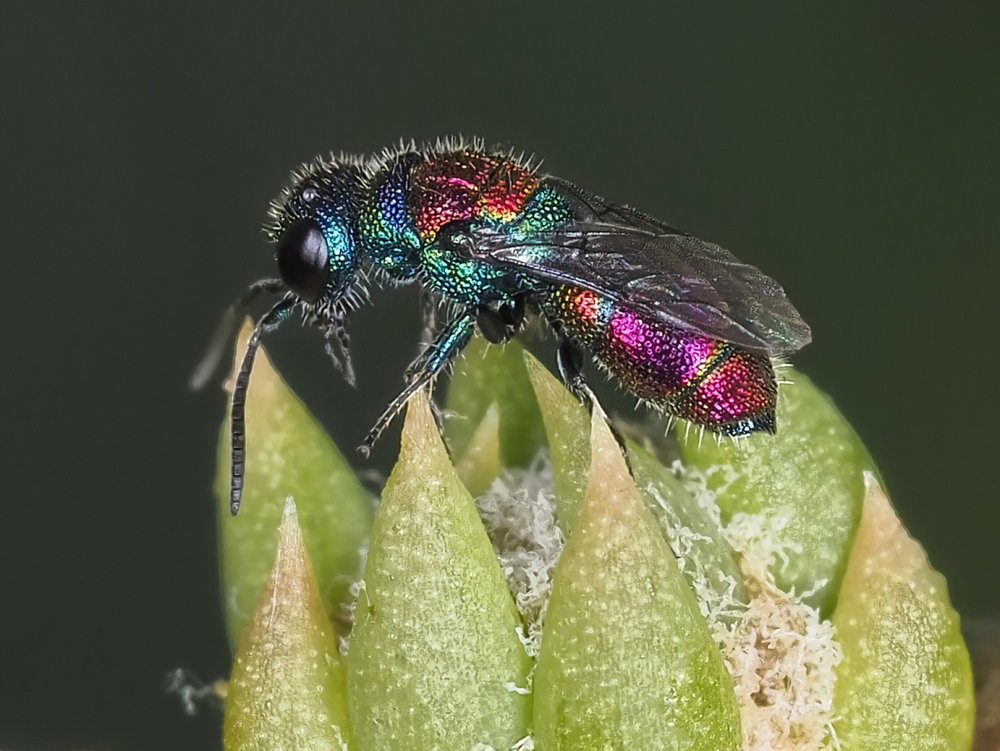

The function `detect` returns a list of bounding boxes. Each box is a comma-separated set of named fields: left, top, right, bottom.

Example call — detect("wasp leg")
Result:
left=477, top=295, right=527, bottom=344
left=320, top=313, right=356, bottom=387
left=190, top=277, right=285, bottom=390
left=477, top=305, right=509, bottom=344
left=416, top=291, right=449, bottom=434
left=358, top=312, right=476, bottom=458
left=505, top=294, right=526, bottom=330
left=555, top=336, right=629, bottom=462
left=230, top=296, right=297, bottom=515
left=557, top=337, right=601, bottom=411
left=556, top=337, right=589, bottom=396
left=418, top=288, right=440, bottom=347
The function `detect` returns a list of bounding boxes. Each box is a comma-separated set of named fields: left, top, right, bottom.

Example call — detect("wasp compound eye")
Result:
left=277, top=218, right=329, bottom=302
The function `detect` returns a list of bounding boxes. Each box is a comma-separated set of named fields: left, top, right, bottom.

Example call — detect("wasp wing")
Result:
left=467, top=218, right=811, bottom=356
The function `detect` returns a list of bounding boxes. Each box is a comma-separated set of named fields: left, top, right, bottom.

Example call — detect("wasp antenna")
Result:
left=189, top=278, right=286, bottom=391
left=229, top=297, right=295, bottom=515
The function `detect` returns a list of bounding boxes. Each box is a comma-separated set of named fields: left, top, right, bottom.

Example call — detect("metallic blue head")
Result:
left=265, top=156, right=365, bottom=305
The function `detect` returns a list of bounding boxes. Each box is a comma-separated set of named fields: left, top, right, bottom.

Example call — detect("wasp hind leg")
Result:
left=556, top=336, right=598, bottom=404
left=555, top=335, right=634, bottom=465
left=358, top=312, right=476, bottom=458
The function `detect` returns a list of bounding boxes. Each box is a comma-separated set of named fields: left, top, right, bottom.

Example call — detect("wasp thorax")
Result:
left=277, top=218, right=329, bottom=302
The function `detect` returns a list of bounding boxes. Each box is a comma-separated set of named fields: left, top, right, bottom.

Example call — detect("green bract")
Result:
left=348, top=390, right=532, bottom=749
left=214, top=329, right=974, bottom=750
left=532, top=411, right=740, bottom=749
left=224, top=499, right=351, bottom=751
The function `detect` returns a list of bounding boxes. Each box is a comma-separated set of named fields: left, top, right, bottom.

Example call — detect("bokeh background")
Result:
left=2, top=2, right=997, bottom=748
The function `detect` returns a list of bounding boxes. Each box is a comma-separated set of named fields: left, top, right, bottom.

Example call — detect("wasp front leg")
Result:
left=317, top=307, right=356, bottom=387
left=358, top=311, right=476, bottom=457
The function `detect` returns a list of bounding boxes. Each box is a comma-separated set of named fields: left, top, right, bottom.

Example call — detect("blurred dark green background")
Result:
left=2, top=2, right=997, bottom=748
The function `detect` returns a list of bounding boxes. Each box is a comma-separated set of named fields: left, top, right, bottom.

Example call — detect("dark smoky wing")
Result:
left=469, top=223, right=812, bottom=355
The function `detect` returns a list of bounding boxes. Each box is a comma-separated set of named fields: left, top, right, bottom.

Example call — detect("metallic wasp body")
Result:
left=196, top=140, right=811, bottom=513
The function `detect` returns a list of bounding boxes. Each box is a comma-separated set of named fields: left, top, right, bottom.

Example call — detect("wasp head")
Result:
left=265, top=155, right=366, bottom=307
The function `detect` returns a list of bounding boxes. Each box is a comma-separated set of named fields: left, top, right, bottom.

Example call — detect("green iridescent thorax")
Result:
left=356, top=153, right=424, bottom=279
left=419, top=243, right=516, bottom=305
left=414, top=184, right=576, bottom=307
left=355, top=150, right=577, bottom=309
left=505, top=184, right=576, bottom=239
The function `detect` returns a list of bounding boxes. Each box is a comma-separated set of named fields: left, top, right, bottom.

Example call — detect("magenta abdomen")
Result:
left=545, top=286, right=777, bottom=435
